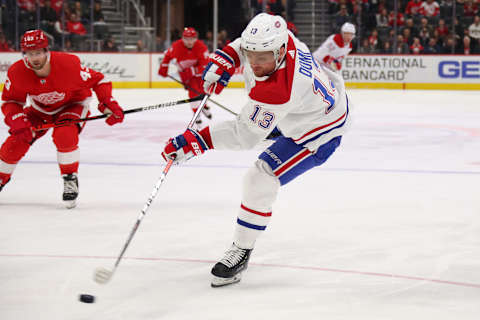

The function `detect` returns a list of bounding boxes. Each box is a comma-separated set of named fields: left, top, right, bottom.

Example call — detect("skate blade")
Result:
left=64, top=200, right=77, bottom=209
left=211, top=274, right=242, bottom=288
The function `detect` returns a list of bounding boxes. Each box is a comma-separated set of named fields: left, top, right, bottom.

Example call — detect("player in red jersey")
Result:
left=158, top=27, right=212, bottom=127
left=0, top=30, right=124, bottom=208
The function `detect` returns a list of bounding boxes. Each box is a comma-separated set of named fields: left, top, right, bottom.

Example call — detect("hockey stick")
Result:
left=93, top=92, right=211, bottom=285
left=33, top=95, right=204, bottom=131
left=170, top=76, right=282, bottom=141
left=168, top=75, right=238, bottom=116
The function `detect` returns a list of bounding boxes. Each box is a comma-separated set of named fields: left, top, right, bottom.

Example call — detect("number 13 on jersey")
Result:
left=249, top=105, right=275, bottom=129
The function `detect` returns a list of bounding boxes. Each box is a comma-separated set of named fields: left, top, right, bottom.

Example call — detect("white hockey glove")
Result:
left=202, top=50, right=236, bottom=94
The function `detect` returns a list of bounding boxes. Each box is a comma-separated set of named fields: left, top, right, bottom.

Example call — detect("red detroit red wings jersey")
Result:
left=162, top=39, right=209, bottom=82
left=2, top=52, right=105, bottom=115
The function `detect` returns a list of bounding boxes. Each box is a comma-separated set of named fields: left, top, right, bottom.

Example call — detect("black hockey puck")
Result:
left=79, top=294, right=95, bottom=303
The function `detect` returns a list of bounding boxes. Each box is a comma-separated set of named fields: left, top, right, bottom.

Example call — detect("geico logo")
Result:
left=212, top=55, right=233, bottom=69
left=438, top=61, right=480, bottom=78
left=191, top=142, right=202, bottom=155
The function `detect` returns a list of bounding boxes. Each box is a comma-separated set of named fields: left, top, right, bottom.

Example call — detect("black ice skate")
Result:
left=62, top=173, right=78, bottom=209
left=211, top=243, right=252, bottom=288
left=0, top=178, right=9, bottom=192
left=201, top=105, right=212, bottom=120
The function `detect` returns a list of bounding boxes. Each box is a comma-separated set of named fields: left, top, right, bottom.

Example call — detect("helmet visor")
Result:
left=243, top=49, right=275, bottom=66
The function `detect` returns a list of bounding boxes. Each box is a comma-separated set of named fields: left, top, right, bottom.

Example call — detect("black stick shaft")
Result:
left=33, top=96, right=204, bottom=131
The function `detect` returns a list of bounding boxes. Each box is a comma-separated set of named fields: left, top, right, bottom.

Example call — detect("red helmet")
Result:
left=182, top=27, right=198, bottom=38
left=21, top=30, right=49, bottom=52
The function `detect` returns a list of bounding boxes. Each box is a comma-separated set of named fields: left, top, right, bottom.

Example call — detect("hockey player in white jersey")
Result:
left=161, top=13, right=351, bottom=287
left=312, top=22, right=355, bottom=71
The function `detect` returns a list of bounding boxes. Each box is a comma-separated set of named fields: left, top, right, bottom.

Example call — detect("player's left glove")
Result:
left=98, top=97, right=124, bottom=126
left=202, top=49, right=236, bottom=94
left=162, top=128, right=210, bottom=164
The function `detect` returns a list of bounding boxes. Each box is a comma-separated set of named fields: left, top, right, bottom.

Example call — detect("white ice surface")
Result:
left=0, top=88, right=479, bottom=320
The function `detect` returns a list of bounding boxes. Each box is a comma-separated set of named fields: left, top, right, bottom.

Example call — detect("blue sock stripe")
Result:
left=237, top=218, right=267, bottom=231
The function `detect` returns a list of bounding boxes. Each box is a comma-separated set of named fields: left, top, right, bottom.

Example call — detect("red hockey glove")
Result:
left=5, top=111, right=34, bottom=143
left=202, top=49, right=236, bottom=94
left=162, top=128, right=210, bottom=164
left=330, top=59, right=341, bottom=71
left=158, top=64, right=169, bottom=77
left=98, top=97, right=124, bottom=126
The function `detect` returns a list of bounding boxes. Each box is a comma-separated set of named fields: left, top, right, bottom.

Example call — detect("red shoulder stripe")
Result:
left=333, top=34, right=345, bottom=48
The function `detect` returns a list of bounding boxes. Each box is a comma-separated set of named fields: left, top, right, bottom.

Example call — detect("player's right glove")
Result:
left=158, top=63, right=169, bottom=77
left=202, top=49, right=236, bottom=94
left=162, top=128, right=210, bottom=164
left=330, top=59, right=341, bottom=71
left=5, top=111, right=34, bottom=143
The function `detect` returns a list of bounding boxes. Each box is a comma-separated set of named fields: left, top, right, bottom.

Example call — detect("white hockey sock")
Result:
left=233, top=160, right=280, bottom=249
left=0, top=159, right=17, bottom=175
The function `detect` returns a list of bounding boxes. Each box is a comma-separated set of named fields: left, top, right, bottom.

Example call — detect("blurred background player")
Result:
left=312, top=22, right=356, bottom=72
left=161, top=13, right=351, bottom=287
left=158, top=27, right=211, bottom=128
left=0, top=29, right=124, bottom=208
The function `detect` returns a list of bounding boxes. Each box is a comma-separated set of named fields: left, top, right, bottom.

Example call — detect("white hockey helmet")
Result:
left=341, top=22, right=356, bottom=35
left=241, top=13, right=288, bottom=69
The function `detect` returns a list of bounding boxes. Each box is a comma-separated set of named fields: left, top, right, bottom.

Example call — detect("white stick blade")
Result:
left=94, top=267, right=113, bottom=284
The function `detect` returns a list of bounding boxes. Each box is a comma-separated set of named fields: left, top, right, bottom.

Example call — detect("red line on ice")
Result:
left=1, top=253, right=480, bottom=289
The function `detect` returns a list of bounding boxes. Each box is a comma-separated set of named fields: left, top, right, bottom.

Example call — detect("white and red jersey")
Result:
left=207, top=32, right=350, bottom=152
left=17, top=0, right=35, bottom=11
left=420, top=1, right=440, bottom=17
left=161, top=39, right=209, bottom=84
left=1, top=51, right=111, bottom=117
left=405, top=0, right=423, bottom=15
left=312, top=34, right=352, bottom=71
